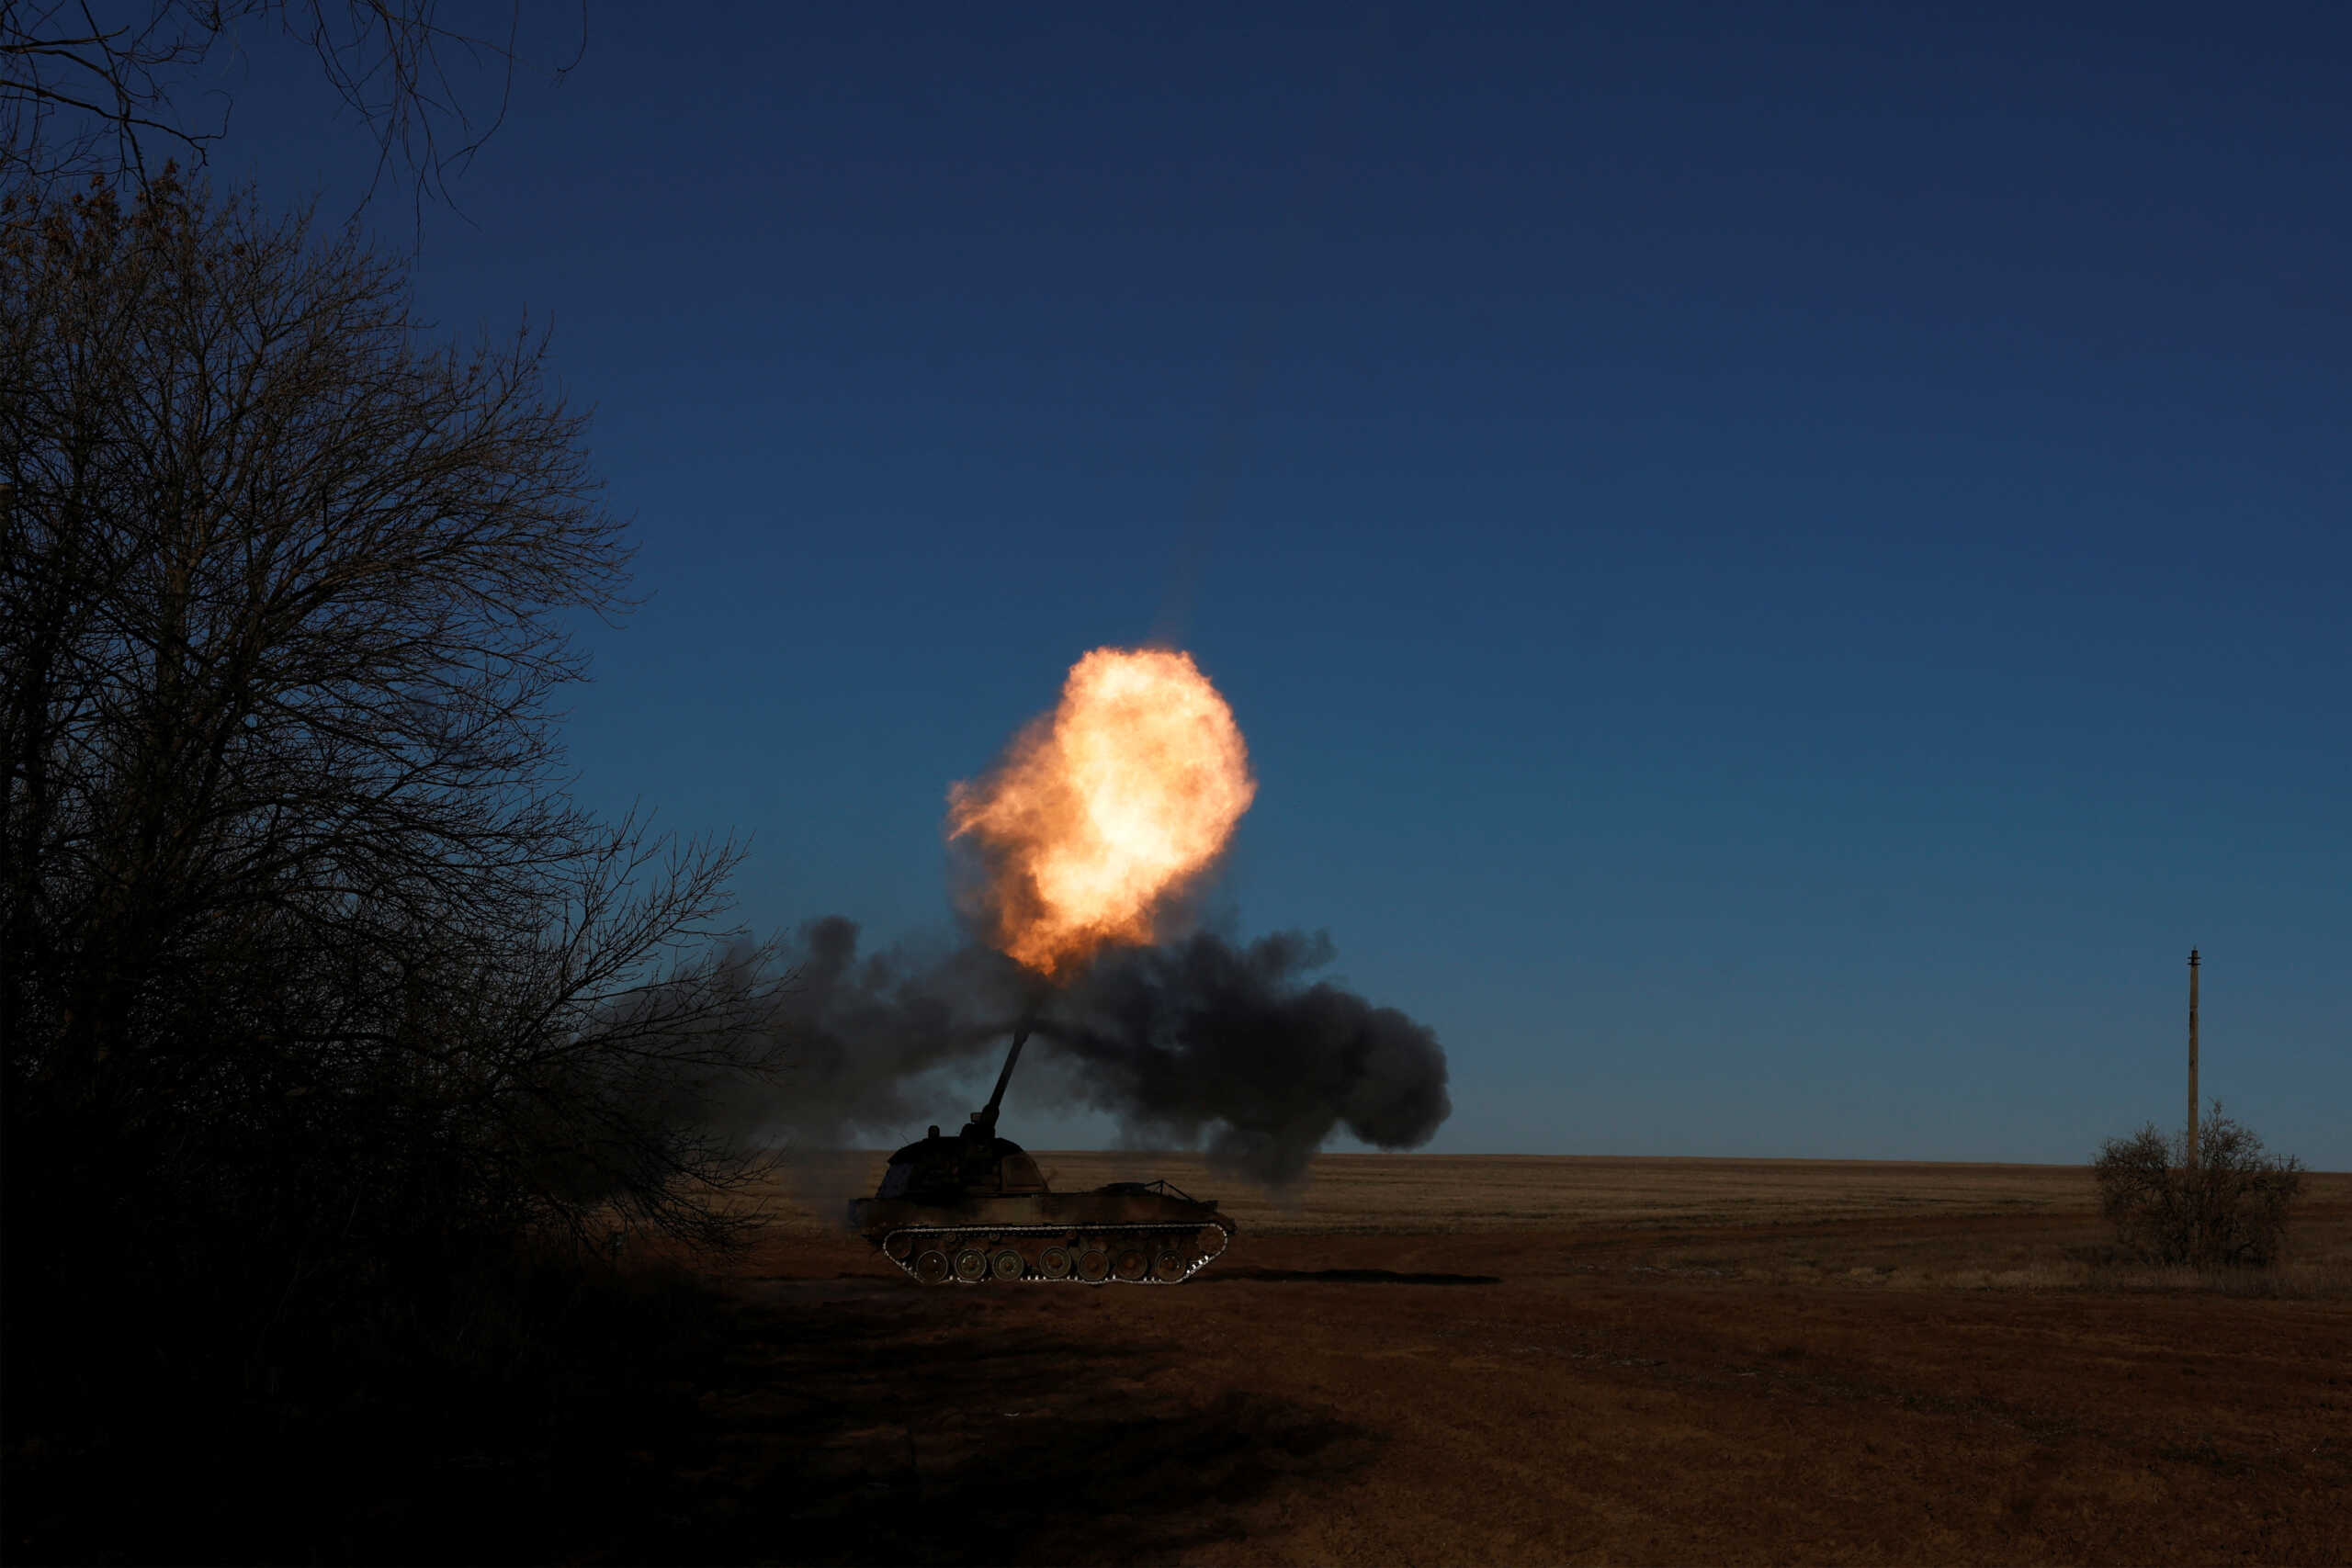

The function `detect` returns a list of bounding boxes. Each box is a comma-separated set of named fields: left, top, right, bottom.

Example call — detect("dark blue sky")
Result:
left=224, top=1, right=2348, bottom=1166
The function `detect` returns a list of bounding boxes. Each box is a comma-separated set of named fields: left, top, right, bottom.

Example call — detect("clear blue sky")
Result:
left=220, top=1, right=2347, bottom=1167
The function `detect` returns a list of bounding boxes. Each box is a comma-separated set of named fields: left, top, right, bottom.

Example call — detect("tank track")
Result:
left=877, top=1218, right=1234, bottom=1286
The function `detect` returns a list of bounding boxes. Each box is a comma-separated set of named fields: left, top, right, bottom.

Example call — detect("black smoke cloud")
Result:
left=1048, top=930, right=1451, bottom=1187
left=751, top=917, right=1451, bottom=1190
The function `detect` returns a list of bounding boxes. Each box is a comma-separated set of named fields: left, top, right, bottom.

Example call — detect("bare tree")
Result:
left=1, top=174, right=781, bottom=1274
left=1, top=1, right=581, bottom=209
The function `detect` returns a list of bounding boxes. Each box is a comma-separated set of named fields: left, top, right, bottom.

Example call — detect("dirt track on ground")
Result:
left=639, top=1157, right=2352, bottom=1565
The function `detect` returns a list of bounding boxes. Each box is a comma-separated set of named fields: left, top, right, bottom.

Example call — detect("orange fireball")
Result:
left=949, top=647, right=1255, bottom=977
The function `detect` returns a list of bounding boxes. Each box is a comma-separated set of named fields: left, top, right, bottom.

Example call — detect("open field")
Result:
left=765, top=1150, right=2126, bottom=1235
left=604, top=1154, right=2352, bottom=1565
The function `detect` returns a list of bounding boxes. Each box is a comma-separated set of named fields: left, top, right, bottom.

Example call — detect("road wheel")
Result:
left=990, top=1247, right=1026, bottom=1281
left=1153, top=1251, right=1189, bottom=1282
left=914, top=1250, right=951, bottom=1285
left=954, top=1248, right=989, bottom=1282
left=1113, top=1247, right=1149, bottom=1282
left=1076, top=1248, right=1110, bottom=1283
left=1036, top=1246, right=1073, bottom=1280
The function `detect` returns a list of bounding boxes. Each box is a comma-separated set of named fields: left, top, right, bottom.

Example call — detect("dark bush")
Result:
left=2093, top=1102, right=2305, bottom=1268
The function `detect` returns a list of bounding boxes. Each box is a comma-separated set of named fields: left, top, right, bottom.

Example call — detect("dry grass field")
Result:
left=626, top=1155, right=2352, bottom=1565
left=767, top=1149, right=2126, bottom=1233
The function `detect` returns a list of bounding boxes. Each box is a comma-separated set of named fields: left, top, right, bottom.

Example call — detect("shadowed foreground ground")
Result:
left=644, top=1156, right=2352, bottom=1565
left=12, top=1157, right=2346, bottom=1563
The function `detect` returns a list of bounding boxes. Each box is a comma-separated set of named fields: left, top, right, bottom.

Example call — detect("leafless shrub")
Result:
left=2093, top=1102, right=2304, bottom=1269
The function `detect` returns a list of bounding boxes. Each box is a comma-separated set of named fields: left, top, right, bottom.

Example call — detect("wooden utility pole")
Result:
left=2186, top=948, right=2200, bottom=1167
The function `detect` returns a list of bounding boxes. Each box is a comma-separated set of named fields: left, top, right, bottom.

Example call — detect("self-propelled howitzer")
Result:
left=846, top=1020, right=1236, bottom=1285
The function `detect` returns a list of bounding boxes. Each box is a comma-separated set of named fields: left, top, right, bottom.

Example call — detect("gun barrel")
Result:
left=971, top=1017, right=1035, bottom=1135
left=986, top=1022, right=1030, bottom=1116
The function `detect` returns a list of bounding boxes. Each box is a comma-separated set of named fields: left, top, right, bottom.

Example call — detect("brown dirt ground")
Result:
left=630, top=1156, right=2352, bottom=1566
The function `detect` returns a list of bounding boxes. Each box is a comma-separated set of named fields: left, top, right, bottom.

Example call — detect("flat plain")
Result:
left=640, top=1155, right=2352, bottom=1565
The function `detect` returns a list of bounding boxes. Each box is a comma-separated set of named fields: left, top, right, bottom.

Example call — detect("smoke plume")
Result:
left=751, top=917, right=1450, bottom=1190
left=1050, top=929, right=1451, bottom=1186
